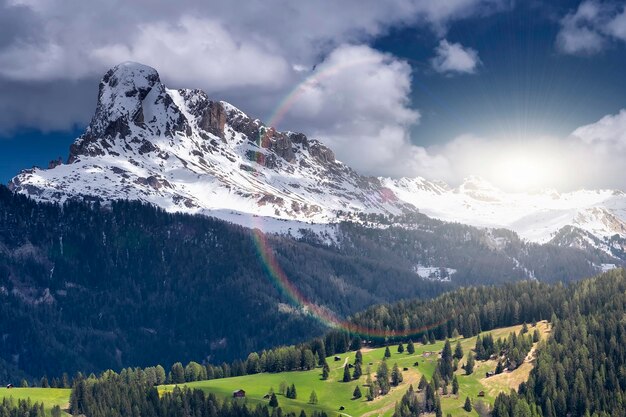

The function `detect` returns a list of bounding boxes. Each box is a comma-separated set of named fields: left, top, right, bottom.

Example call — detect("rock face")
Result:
left=10, top=62, right=416, bottom=225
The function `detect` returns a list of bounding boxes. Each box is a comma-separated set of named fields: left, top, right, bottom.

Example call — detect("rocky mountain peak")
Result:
left=68, top=62, right=189, bottom=163
left=11, top=62, right=416, bottom=225
left=9, top=62, right=626, bottom=252
left=92, top=62, right=163, bottom=135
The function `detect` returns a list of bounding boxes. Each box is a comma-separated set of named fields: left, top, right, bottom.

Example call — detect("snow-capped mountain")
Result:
left=9, top=62, right=414, bottom=232
left=8, top=62, right=626, bottom=253
left=383, top=176, right=626, bottom=243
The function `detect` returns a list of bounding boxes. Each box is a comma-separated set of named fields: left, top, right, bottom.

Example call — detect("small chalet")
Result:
left=334, top=356, right=341, bottom=361
left=6, top=384, right=13, bottom=389
left=232, top=389, right=246, bottom=398
left=486, top=371, right=495, bottom=378
left=478, top=391, right=485, bottom=397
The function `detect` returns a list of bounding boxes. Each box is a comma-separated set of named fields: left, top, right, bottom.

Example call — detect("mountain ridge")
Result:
left=8, top=61, right=626, bottom=255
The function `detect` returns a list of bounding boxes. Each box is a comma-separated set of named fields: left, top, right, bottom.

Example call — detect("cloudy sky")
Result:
left=2, top=0, right=626, bottom=191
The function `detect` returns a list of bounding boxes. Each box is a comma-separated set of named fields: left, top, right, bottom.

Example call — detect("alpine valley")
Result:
left=1, top=62, right=625, bottom=383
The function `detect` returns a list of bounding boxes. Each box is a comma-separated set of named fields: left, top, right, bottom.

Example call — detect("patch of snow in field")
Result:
left=600, top=263, right=618, bottom=272
left=413, top=265, right=456, bottom=282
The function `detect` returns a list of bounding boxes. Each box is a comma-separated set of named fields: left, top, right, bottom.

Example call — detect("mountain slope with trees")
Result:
left=0, top=184, right=621, bottom=382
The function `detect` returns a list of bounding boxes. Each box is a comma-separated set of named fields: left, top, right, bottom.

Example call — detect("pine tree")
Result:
left=391, top=363, right=403, bottom=386
left=453, top=340, right=463, bottom=360
left=322, top=363, right=330, bottom=380
left=367, top=385, right=375, bottom=401
left=269, top=393, right=279, bottom=407
left=170, top=363, right=185, bottom=384
left=353, top=362, right=362, bottom=379
left=351, top=336, right=363, bottom=351
left=343, top=364, right=352, bottom=382
left=463, top=396, right=472, bottom=412
left=407, top=340, right=415, bottom=354
left=384, top=346, right=391, bottom=358
left=439, top=339, right=453, bottom=381
left=435, top=395, right=443, bottom=417
left=418, top=374, right=428, bottom=390
left=397, top=343, right=405, bottom=353
left=355, top=350, right=363, bottom=365
left=475, top=335, right=486, bottom=360
left=452, top=375, right=459, bottom=395
left=464, top=352, right=475, bottom=375
left=533, top=328, right=541, bottom=343
left=422, top=333, right=429, bottom=345
left=432, top=368, right=441, bottom=390
left=377, top=360, right=391, bottom=395
left=309, top=390, right=318, bottom=404
left=353, top=385, right=362, bottom=399
left=289, top=384, right=297, bottom=399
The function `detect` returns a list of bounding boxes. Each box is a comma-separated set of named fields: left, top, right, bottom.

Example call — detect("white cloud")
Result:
left=281, top=45, right=453, bottom=178
left=0, top=0, right=508, bottom=134
left=556, top=1, right=626, bottom=55
left=91, top=17, right=289, bottom=91
left=424, top=110, right=626, bottom=192
left=571, top=109, right=626, bottom=152
left=431, top=39, right=481, bottom=74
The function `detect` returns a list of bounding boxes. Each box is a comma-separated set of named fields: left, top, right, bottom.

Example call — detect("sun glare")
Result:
left=488, top=146, right=564, bottom=192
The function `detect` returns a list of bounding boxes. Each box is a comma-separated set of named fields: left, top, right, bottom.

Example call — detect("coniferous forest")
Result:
left=1, top=185, right=626, bottom=416
left=0, top=185, right=610, bottom=381
left=26, top=268, right=626, bottom=417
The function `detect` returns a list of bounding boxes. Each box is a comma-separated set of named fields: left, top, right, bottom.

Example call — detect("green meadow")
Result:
left=1, top=321, right=550, bottom=417
left=0, top=387, right=71, bottom=415
left=160, top=321, right=551, bottom=417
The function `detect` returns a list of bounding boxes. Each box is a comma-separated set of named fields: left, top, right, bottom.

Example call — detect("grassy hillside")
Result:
left=0, top=321, right=549, bottom=416
left=160, top=321, right=551, bottom=417
left=0, top=387, right=70, bottom=415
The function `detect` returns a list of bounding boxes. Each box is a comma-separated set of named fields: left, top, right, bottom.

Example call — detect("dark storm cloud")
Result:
left=0, top=77, right=96, bottom=134
left=0, top=0, right=511, bottom=177
left=0, top=0, right=41, bottom=48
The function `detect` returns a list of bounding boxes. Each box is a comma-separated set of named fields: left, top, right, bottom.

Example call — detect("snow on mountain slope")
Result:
left=9, top=62, right=414, bottom=233
left=8, top=62, right=626, bottom=249
left=382, top=176, right=626, bottom=243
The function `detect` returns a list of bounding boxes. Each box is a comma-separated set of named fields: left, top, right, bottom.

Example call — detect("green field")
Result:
left=0, top=387, right=71, bottom=415
left=160, top=321, right=551, bottom=417
left=1, top=321, right=550, bottom=417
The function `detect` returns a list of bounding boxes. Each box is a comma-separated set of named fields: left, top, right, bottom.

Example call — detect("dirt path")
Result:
left=335, top=356, right=349, bottom=370
left=360, top=401, right=396, bottom=417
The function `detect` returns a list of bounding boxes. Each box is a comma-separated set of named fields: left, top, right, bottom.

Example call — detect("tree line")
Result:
left=69, top=370, right=330, bottom=417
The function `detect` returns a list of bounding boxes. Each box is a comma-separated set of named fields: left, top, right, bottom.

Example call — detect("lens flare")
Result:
left=247, top=59, right=454, bottom=338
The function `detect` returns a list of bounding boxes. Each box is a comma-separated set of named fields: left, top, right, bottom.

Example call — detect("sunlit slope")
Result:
left=0, top=387, right=71, bottom=416
left=160, top=321, right=550, bottom=417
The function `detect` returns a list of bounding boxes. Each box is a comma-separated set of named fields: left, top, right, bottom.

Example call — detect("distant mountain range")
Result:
left=8, top=62, right=626, bottom=261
